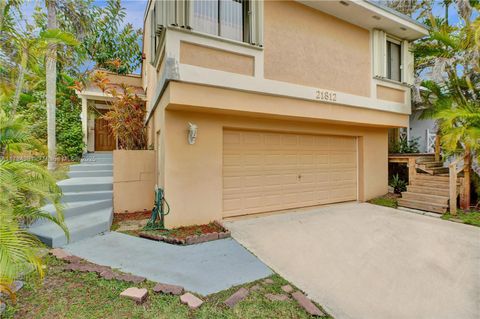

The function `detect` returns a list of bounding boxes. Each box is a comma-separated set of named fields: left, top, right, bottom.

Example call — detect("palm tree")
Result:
left=46, top=0, right=57, bottom=171
left=0, top=109, right=68, bottom=300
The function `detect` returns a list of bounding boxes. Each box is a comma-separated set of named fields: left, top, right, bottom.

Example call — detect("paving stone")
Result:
left=153, top=283, right=184, bottom=295
left=50, top=248, right=71, bottom=259
left=224, top=287, right=249, bottom=308
left=218, top=231, right=231, bottom=239
left=63, top=263, right=83, bottom=272
left=180, top=292, right=203, bottom=309
left=281, top=284, right=294, bottom=293
left=265, top=293, right=289, bottom=301
left=11, top=281, right=24, bottom=293
left=62, top=255, right=83, bottom=264
left=249, top=284, right=263, bottom=292
left=116, top=274, right=146, bottom=284
left=291, top=291, right=324, bottom=316
left=100, top=270, right=116, bottom=280
left=185, top=236, right=197, bottom=245
left=263, top=278, right=274, bottom=285
left=120, top=287, right=148, bottom=303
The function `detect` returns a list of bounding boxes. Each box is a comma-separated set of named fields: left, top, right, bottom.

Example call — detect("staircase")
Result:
left=397, top=154, right=462, bottom=214
left=29, top=152, right=113, bottom=247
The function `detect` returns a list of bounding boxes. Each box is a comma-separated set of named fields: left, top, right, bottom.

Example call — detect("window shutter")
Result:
left=250, top=0, right=263, bottom=46
left=372, top=29, right=386, bottom=78
left=402, top=40, right=414, bottom=85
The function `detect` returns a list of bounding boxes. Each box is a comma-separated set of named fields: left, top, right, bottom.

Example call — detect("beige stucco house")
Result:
left=83, top=0, right=428, bottom=227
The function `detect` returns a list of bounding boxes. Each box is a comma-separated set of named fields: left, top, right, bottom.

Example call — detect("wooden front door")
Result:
left=95, top=116, right=115, bottom=151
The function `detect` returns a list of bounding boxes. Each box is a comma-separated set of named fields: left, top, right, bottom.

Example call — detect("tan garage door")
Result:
left=223, top=130, right=357, bottom=217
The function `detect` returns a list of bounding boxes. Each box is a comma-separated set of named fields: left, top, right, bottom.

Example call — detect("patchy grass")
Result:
left=368, top=193, right=399, bottom=208
left=442, top=210, right=480, bottom=227
left=3, top=255, right=332, bottom=319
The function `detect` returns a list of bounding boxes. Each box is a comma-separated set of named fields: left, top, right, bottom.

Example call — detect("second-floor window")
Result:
left=192, top=0, right=249, bottom=43
left=386, top=39, right=401, bottom=82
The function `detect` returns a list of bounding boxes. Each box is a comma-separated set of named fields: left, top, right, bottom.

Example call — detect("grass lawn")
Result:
left=368, top=193, right=399, bottom=208
left=441, top=210, right=480, bottom=227
left=3, top=255, right=332, bottom=319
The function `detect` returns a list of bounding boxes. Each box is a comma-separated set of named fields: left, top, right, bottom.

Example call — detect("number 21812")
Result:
left=315, top=90, right=337, bottom=102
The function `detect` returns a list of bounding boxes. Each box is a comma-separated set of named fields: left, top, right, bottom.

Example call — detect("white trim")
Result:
left=179, top=64, right=410, bottom=114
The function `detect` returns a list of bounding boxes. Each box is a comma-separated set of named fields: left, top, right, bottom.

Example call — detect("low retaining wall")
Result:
left=113, top=150, right=155, bottom=213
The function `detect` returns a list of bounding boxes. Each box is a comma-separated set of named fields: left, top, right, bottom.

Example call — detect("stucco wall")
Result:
left=168, top=82, right=408, bottom=128
left=180, top=41, right=255, bottom=76
left=160, top=109, right=388, bottom=228
left=113, top=150, right=156, bottom=213
left=263, top=0, right=371, bottom=97
left=377, top=85, right=406, bottom=104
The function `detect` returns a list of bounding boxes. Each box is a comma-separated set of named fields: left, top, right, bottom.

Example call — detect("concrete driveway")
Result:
left=225, top=202, right=480, bottom=319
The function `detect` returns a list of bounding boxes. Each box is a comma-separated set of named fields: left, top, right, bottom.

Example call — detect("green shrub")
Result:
left=391, top=135, right=420, bottom=154
left=390, top=174, right=407, bottom=194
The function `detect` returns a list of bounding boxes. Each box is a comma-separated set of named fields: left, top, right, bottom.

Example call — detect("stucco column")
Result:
left=81, top=97, right=88, bottom=152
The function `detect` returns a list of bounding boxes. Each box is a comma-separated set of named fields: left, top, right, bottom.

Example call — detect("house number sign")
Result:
left=315, top=89, right=337, bottom=102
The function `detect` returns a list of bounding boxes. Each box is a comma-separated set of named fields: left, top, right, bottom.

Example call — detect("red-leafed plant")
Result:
left=90, top=70, right=147, bottom=150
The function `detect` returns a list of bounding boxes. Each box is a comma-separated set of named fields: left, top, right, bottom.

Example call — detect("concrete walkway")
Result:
left=226, top=202, right=480, bottom=319
left=64, top=232, right=272, bottom=295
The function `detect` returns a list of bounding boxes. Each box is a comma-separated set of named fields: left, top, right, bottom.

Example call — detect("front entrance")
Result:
left=95, top=113, right=115, bottom=151
left=222, top=129, right=358, bottom=217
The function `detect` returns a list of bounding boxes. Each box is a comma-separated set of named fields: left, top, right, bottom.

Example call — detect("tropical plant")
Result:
left=82, top=0, right=142, bottom=74
left=390, top=135, right=420, bottom=154
left=412, top=3, right=480, bottom=160
left=390, top=174, right=407, bottom=194
left=0, top=110, right=68, bottom=301
left=90, top=70, right=147, bottom=150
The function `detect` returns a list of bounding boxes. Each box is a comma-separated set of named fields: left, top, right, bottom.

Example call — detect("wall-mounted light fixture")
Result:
left=188, top=122, right=198, bottom=145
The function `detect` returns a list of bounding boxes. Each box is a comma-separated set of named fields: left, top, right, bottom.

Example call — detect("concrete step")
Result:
left=401, top=192, right=449, bottom=205
left=58, top=177, right=113, bottom=192
left=61, top=190, right=113, bottom=203
left=68, top=170, right=113, bottom=178
left=48, top=199, right=112, bottom=218
left=69, top=164, right=113, bottom=172
left=83, top=152, right=113, bottom=159
left=407, top=185, right=450, bottom=197
left=29, top=208, right=113, bottom=248
left=80, top=157, right=112, bottom=164
left=397, top=198, right=448, bottom=214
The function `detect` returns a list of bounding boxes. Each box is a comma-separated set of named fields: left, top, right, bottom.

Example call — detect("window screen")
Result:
left=192, top=0, right=246, bottom=42
left=387, top=40, right=401, bottom=82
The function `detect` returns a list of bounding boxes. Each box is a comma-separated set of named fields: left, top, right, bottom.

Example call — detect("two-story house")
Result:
left=138, top=0, right=427, bottom=227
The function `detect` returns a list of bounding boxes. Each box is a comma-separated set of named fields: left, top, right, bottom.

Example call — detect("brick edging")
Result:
left=138, top=220, right=231, bottom=246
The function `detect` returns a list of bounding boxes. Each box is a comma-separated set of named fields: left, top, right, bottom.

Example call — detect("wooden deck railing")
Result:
left=448, top=148, right=471, bottom=215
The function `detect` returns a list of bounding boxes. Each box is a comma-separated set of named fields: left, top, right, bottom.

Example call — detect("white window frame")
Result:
left=372, top=29, right=414, bottom=85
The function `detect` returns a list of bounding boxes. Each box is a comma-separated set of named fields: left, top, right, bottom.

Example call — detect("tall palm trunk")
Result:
left=46, top=0, right=57, bottom=171
left=11, top=47, right=28, bottom=115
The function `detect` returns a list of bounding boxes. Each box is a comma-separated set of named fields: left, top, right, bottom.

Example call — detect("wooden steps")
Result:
left=398, top=155, right=456, bottom=214
left=397, top=198, right=448, bottom=214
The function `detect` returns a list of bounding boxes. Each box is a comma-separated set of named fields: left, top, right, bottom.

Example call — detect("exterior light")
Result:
left=400, top=27, right=407, bottom=31
left=339, top=1, right=350, bottom=6
left=188, top=122, right=198, bottom=145
left=372, top=15, right=381, bottom=20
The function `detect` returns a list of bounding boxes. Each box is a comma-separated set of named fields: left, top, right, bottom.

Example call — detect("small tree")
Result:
left=90, top=71, right=147, bottom=150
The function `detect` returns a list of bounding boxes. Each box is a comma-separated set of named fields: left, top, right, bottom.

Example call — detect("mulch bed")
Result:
left=113, top=211, right=152, bottom=224
left=139, top=221, right=231, bottom=245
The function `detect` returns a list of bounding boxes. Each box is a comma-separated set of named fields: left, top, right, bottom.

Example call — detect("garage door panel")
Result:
left=223, top=130, right=357, bottom=217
